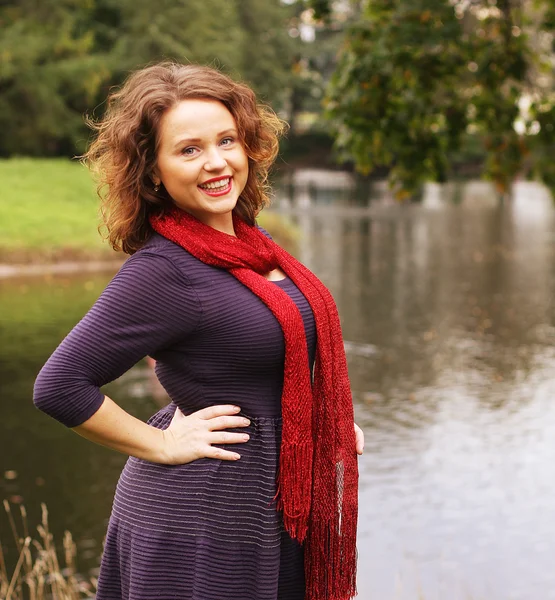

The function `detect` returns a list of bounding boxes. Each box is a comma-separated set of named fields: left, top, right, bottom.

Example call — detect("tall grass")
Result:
left=0, top=501, right=96, bottom=599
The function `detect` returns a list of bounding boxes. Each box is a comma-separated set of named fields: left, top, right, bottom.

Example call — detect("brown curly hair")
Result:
left=83, top=62, right=287, bottom=254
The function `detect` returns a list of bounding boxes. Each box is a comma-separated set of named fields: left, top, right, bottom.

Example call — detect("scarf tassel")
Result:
left=275, top=441, right=313, bottom=542
left=304, top=501, right=358, bottom=600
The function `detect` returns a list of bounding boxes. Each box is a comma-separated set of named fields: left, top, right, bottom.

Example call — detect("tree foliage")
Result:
left=0, top=0, right=297, bottom=156
left=0, top=0, right=111, bottom=155
left=315, top=0, right=555, bottom=197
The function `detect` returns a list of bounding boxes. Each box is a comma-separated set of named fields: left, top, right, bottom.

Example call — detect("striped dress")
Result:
left=33, top=232, right=316, bottom=600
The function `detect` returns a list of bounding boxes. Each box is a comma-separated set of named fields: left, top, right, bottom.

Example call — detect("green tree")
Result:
left=312, top=0, right=555, bottom=198
left=0, top=0, right=297, bottom=156
left=234, top=0, right=297, bottom=103
left=0, top=0, right=111, bottom=156
left=108, top=0, right=244, bottom=75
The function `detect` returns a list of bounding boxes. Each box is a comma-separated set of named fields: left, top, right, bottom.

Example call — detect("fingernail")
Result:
left=232, top=406, right=241, bottom=412
left=242, top=419, right=250, bottom=426
left=234, top=454, right=241, bottom=460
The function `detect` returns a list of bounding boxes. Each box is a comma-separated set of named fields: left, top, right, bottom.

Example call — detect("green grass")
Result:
left=0, top=158, right=110, bottom=262
left=0, top=158, right=297, bottom=263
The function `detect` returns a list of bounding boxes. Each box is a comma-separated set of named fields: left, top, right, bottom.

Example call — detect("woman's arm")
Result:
left=72, top=396, right=250, bottom=464
left=34, top=252, right=247, bottom=457
left=35, top=251, right=250, bottom=464
left=72, top=395, right=167, bottom=461
left=34, top=252, right=198, bottom=427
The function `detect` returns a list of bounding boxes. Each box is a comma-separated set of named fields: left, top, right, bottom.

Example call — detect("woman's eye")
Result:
left=221, top=137, right=234, bottom=146
left=182, top=147, right=197, bottom=156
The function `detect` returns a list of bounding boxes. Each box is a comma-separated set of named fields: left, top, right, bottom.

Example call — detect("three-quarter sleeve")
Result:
left=33, top=251, right=201, bottom=428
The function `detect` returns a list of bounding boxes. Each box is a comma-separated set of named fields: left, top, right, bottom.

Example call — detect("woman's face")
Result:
left=154, top=99, right=249, bottom=233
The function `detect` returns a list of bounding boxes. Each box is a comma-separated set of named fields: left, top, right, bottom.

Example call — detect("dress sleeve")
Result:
left=33, top=251, right=201, bottom=428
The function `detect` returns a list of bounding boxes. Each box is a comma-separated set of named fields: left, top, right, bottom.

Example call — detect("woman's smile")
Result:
left=198, top=175, right=233, bottom=196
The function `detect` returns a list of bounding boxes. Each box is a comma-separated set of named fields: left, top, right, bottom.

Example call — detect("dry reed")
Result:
left=0, top=500, right=97, bottom=600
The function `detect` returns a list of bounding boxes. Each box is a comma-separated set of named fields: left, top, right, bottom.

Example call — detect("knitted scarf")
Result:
left=150, top=209, right=358, bottom=600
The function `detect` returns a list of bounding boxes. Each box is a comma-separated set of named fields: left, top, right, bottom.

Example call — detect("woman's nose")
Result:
left=204, top=147, right=227, bottom=171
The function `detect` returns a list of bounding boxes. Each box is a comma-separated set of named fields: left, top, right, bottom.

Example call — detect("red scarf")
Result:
left=150, top=209, right=358, bottom=600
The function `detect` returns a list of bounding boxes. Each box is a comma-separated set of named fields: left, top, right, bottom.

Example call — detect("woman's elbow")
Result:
left=33, top=362, right=103, bottom=428
left=33, top=364, right=58, bottom=414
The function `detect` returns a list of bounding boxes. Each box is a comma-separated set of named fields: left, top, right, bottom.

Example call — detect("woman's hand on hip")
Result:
left=159, top=404, right=250, bottom=465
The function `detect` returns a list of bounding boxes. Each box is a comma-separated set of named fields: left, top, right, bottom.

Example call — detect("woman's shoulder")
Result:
left=126, top=233, right=222, bottom=287
left=101, top=237, right=203, bottom=320
left=138, top=232, right=186, bottom=258
left=112, top=234, right=191, bottom=288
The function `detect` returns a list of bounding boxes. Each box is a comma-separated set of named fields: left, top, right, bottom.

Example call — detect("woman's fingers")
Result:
left=160, top=405, right=250, bottom=464
left=207, top=415, right=250, bottom=431
left=205, top=446, right=242, bottom=461
left=194, top=404, right=241, bottom=420
left=210, top=431, right=250, bottom=445
left=354, top=423, right=364, bottom=455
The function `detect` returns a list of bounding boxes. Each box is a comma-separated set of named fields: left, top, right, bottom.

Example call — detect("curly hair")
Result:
left=83, top=62, right=287, bottom=254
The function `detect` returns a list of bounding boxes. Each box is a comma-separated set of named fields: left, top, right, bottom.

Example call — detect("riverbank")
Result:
left=0, top=259, right=125, bottom=279
left=1, top=158, right=298, bottom=272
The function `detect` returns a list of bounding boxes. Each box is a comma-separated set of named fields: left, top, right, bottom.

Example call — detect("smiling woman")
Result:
left=84, top=63, right=283, bottom=254
left=153, top=100, right=249, bottom=235
left=33, top=62, right=362, bottom=600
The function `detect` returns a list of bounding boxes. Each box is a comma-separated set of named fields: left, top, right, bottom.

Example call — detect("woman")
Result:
left=34, top=62, right=363, bottom=600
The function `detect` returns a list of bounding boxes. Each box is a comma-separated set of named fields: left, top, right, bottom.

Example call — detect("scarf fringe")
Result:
left=304, top=501, right=358, bottom=600
left=275, top=442, right=313, bottom=542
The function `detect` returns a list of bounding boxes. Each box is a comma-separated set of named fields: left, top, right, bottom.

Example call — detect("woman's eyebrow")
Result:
left=172, top=129, right=238, bottom=149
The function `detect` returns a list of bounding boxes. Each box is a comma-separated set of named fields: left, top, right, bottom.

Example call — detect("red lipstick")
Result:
left=198, top=176, right=233, bottom=197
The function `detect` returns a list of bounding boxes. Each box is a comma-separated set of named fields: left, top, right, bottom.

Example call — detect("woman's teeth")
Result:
left=199, top=178, right=230, bottom=190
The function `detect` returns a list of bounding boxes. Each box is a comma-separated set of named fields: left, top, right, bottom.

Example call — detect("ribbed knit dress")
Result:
left=33, top=231, right=316, bottom=600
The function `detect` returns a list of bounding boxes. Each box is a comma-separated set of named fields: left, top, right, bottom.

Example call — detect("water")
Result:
left=2, top=175, right=555, bottom=599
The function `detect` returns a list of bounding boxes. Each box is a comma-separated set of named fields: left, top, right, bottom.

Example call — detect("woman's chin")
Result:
left=175, top=195, right=239, bottom=218
left=206, top=195, right=240, bottom=214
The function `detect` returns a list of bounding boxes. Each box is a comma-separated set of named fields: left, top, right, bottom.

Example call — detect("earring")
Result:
left=154, top=183, right=160, bottom=192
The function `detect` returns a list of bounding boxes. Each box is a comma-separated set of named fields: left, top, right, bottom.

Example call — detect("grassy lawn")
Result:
left=0, top=158, right=111, bottom=262
left=0, top=158, right=296, bottom=263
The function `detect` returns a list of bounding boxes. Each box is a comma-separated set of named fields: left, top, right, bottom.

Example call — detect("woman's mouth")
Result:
left=198, top=177, right=232, bottom=197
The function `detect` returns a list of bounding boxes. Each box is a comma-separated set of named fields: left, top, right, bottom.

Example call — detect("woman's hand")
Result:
left=354, top=423, right=364, bottom=455
left=160, top=404, right=251, bottom=465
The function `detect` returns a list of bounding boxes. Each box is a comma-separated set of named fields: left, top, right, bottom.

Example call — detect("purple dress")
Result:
left=34, top=232, right=316, bottom=600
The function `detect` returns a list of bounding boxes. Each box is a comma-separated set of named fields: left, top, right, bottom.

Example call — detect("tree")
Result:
left=234, top=0, right=297, bottom=104
left=0, top=0, right=112, bottom=156
left=311, top=0, right=555, bottom=198
left=108, top=0, right=244, bottom=75
left=0, top=0, right=297, bottom=156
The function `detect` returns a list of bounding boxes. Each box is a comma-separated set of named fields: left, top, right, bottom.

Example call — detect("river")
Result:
left=2, top=173, right=555, bottom=599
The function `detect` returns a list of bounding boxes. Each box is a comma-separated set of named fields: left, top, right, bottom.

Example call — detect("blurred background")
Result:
left=2, top=1, right=555, bottom=598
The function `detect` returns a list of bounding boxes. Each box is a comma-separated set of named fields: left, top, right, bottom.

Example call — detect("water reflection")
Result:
left=273, top=175, right=555, bottom=599
left=2, top=176, right=555, bottom=599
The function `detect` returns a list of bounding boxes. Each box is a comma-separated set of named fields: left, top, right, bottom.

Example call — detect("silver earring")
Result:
left=154, top=183, right=160, bottom=192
